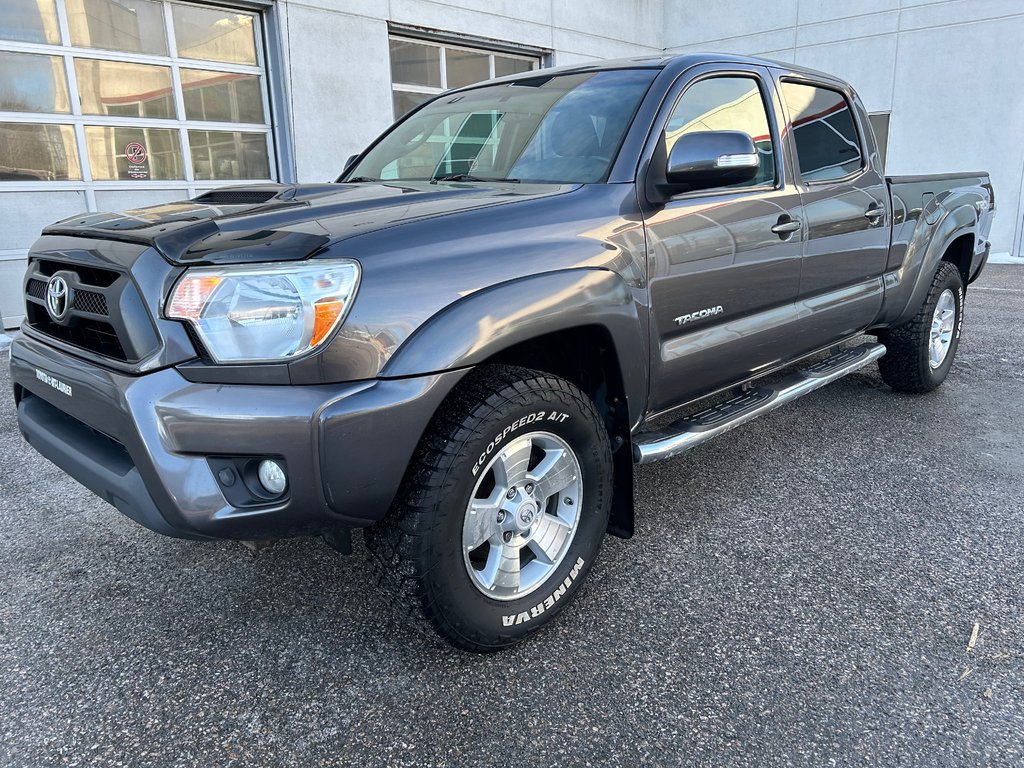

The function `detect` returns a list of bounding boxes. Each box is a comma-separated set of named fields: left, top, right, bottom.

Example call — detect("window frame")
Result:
left=387, top=32, right=543, bottom=121
left=659, top=68, right=784, bottom=200
left=0, top=0, right=277, bottom=203
left=779, top=77, right=868, bottom=186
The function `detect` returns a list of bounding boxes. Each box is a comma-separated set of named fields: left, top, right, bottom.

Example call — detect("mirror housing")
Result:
left=342, top=153, right=359, bottom=174
left=661, top=130, right=760, bottom=195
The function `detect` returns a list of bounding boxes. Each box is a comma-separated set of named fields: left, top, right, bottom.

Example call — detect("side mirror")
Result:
left=342, top=154, right=359, bottom=173
left=663, top=130, right=760, bottom=193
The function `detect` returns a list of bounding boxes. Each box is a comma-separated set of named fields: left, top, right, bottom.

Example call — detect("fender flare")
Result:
left=892, top=201, right=977, bottom=327
left=381, top=268, right=648, bottom=428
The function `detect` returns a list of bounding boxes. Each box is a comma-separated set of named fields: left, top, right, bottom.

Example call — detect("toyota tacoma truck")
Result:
left=11, top=54, right=994, bottom=651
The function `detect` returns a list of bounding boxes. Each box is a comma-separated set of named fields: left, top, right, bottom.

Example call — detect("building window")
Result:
left=388, top=34, right=541, bottom=120
left=0, top=0, right=275, bottom=190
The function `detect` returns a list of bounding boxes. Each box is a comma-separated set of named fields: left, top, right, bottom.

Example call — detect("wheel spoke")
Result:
left=481, top=543, right=521, bottom=591
left=528, top=448, right=577, bottom=502
left=528, top=513, right=572, bottom=564
left=940, top=309, right=955, bottom=333
left=463, top=487, right=503, bottom=552
left=494, top=437, right=533, bottom=488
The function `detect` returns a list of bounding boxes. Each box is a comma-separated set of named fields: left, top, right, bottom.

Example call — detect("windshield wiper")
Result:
left=343, top=176, right=379, bottom=183
left=430, top=174, right=520, bottom=184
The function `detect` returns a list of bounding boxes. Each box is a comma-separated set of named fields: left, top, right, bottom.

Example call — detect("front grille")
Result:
left=72, top=289, right=108, bottom=316
left=24, top=258, right=139, bottom=362
left=26, top=278, right=108, bottom=316
left=35, top=259, right=118, bottom=287
left=25, top=303, right=127, bottom=359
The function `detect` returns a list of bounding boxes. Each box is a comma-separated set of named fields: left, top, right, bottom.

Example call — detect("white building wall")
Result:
left=275, top=0, right=664, bottom=184
left=664, top=0, right=1024, bottom=256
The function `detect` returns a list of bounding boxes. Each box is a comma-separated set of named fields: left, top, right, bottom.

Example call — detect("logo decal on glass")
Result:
left=125, top=142, right=150, bottom=179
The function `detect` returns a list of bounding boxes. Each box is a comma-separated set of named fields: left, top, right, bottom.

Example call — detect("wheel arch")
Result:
left=892, top=202, right=977, bottom=327
left=381, top=268, right=647, bottom=538
left=940, top=231, right=975, bottom=288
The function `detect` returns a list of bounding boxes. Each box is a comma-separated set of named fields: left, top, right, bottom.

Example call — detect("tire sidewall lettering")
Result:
left=471, top=409, right=571, bottom=477
left=428, top=389, right=609, bottom=639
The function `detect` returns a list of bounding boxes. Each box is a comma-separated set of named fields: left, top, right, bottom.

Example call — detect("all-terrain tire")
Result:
left=367, top=365, right=613, bottom=652
left=878, top=260, right=965, bottom=393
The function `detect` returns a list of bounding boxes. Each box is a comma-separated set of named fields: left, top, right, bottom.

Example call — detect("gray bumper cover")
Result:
left=11, top=334, right=465, bottom=539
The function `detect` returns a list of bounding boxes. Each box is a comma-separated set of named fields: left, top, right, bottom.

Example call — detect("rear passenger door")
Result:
left=777, top=77, right=889, bottom=347
left=644, top=65, right=804, bottom=415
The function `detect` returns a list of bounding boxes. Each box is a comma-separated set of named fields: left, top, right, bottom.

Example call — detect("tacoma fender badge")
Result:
left=674, top=305, right=723, bottom=326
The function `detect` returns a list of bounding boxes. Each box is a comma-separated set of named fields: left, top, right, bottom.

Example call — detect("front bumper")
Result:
left=11, top=335, right=465, bottom=540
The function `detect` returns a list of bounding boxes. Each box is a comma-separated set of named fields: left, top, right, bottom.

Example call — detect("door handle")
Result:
left=770, top=219, right=801, bottom=236
left=864, top=205, right=884, bottom=222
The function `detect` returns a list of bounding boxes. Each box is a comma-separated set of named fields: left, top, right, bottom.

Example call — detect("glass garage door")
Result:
left=0, top=0, right=278, bottom=326
left=0, top=0, right=276, bottom=199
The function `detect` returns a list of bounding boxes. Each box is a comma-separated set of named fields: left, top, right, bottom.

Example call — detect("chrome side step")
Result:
left=633, top=343, right=886, bottom=465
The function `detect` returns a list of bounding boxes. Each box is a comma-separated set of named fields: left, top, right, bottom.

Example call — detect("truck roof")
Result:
left=484, top=52, right=840, bottom=88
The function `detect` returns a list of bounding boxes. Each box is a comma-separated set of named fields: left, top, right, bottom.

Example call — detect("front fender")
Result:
left=381, top=268, right=648, bottom=426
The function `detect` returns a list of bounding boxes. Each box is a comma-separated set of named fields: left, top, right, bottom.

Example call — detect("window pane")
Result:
left=379, top=115, right=457, bottom=180
left=189, top=130, right=269, bottom=180
left=445, top=48, right=489, bottom=88
left=85, top=126, right=182, bottom=180
left=392, top=90, right=431, bottom=120
left=0, top=123, right=80, bottom=180
left=66, top=0, right=167, bottom=56
left=181, top=69, right=263, bottom=123
left=172, top=5, right=256, bottom=65
left=0, top=0, right=59, bottom=44
left=494, top=56, right=534, bottom=78
left=0, top=52, right=69, bottom=113
left=436, top=111, right=501, bottom=176
left=389, top=39, right=440, bottom=87
left=665, top=76, right=776, bottom=188
left=75, top=59, right=175, bottom=119
left=781, top=82, right=863, bottom=181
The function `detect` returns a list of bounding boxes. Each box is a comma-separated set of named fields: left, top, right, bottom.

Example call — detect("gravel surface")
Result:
left=1, top=266, right=1021, bottom=767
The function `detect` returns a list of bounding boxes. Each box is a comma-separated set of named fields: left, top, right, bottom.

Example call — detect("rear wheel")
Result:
left=368, top=365, right=612, bottom=652
left=878, top=260, right=964, bottom=392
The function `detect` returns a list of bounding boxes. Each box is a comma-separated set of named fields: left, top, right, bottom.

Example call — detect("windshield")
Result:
left=344, top=69, right=658, bottom=184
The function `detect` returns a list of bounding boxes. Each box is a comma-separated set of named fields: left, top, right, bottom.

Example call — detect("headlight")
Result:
left=166, top=259, right=360, bottom=363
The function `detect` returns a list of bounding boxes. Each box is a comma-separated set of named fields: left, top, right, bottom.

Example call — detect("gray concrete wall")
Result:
left=664, top=0, right=1024, bottom=256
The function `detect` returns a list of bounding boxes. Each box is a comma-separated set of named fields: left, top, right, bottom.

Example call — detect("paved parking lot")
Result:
left=1, top=265, right=1021, bottom=767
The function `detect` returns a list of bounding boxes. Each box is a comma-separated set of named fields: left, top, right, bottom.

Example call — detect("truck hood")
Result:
left=42, top=181, right=577, bottom=265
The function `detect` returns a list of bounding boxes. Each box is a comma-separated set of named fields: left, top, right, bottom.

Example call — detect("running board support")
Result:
left=633, top=343, right=886, bottom=465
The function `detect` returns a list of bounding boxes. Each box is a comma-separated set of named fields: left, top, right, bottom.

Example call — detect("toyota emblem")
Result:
left=46, top=275, right=70, bottom=321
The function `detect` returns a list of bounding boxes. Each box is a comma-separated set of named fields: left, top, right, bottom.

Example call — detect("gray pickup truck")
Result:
left=11, top=54, right=993, bottom=651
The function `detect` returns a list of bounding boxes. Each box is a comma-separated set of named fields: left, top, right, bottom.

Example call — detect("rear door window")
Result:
left=780, top=82, right=864, bottom=182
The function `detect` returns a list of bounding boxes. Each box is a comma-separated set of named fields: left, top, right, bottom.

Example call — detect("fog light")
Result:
left=257, top=459, right=287, bottom=495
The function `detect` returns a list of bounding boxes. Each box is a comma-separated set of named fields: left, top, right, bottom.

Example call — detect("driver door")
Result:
left=643, top=65, right=805, bottom=415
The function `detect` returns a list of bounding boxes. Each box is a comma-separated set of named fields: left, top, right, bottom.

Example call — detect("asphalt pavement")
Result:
left=1, top=266, right=1021, bottom=767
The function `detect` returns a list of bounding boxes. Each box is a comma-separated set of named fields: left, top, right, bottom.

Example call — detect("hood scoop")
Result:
left=192, top=188, right=281, bottom=206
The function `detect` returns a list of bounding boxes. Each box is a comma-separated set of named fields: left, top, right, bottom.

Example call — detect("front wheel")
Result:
left=368, top=365, right=612, bottom=652
left=878, top=260, right=965, bottom=392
